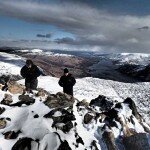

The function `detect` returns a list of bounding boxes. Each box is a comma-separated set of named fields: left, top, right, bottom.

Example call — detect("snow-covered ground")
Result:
left=19, top=76, right=150, bottom=124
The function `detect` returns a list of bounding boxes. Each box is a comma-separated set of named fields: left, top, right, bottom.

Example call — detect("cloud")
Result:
left=137, top=26, right=149, bottom=31
left=55, top=37, right=75, bottom=44
left=0, top=0, right=150, bottom=53
left=36, top=33, right=52, bottom=38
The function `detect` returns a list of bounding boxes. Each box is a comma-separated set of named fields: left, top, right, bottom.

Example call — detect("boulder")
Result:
left=90, top=95, right=113, bottom=111
left=0, top=118, right=7, bottom=129
left=102, top=131, right=118, bottom=150
left=18, top=95, right=35, bottom=102
left=84, top=113, right=94, bottom=124
left=10, top=95, right=35, bottom=107
left=0, top=75, right=10, bottom=85
left=1, top=94, right=13, bottom=105
left=123, top=133, right=150, bottom=150
left=8, top=81, right=24, bottom=94
left=76, top=99, right=89, bottom=107
left=0, top=107, right=5, bottom=115
left=58, top=140, right=72, bottom=150
left=3, top=130, right=21, bottom=139
left=12, top=137, right=38, bottom=150
left=44, top=92, right=75, bottom=109
left=62, top=121, right=74, bottom=133
left=44, top=108, right=75, bottom=133
left=0, top=84, right=3, bottom=90
left=91, top=140, right=99, bottom=150
left=123, top=97, right=141, bottom=121
left=36, top=88, right=49, bottom=97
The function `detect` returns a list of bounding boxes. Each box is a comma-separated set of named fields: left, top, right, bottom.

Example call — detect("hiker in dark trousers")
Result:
left=59, top=68, right=76, bottom=96
left=20, top=59, right=41, bottom=93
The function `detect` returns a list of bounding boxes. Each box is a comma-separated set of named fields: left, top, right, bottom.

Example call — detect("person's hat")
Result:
left=26, top=59, right=33, bottom=66
left=64, top=68, right=69, bottom=73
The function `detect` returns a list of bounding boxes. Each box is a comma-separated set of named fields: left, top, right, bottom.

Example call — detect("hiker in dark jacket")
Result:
left=58, top=68, right=76, bottom=96
left=20, top=59, right=41, bottom=93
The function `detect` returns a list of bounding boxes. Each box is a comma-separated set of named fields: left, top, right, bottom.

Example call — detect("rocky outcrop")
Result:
left=0, top=118, right=7, bottom=129
left=0, top=107, right=5, bottom=115
left=123, top=97, right=142, bottom=121
left=3, top=130, right=21, bottom=139
left=8, top=81, right=24, bottom=94
left=0, top=86, right=149, bottom=150
left=36, top=88, right=49, bottom=97
left=84, top=113, right=94, bottom=124
left=10, top=95, right=35, bottom=107
left=90, top=95, right=113, bottom=111
left=123, top=133, right=150, bottom=150
left=44, top=92, right=75, bottom=109
left=1, top=94, right=13, bottom=105
left=57, top=140, right=72, bottom=150
left=11, top=137, right=38, bottom=150
left=44, top=108, right=75, bottom=133
left=102, top=131, right=118, bottom=150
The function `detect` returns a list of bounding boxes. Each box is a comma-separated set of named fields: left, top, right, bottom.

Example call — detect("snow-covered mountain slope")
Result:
left=110, top=53, right=150, bottom=65
left=89, top=53, right=150, bottom=82
left=0, top=52, right=25, bottom=76
left=0, top=51, right=149, bottom=123
left=0, top=52, right=150, bottom=150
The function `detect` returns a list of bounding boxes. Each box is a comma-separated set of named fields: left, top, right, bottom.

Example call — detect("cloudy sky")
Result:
left=0, top=0, right=150, bottom=53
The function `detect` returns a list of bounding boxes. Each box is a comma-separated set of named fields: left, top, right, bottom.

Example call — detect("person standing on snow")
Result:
left=58, top=68, right=76, bottom=96
left=20, top=59, right=41, bottom=93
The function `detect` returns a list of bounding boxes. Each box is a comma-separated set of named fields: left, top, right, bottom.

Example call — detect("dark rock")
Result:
left=102, top=131, right=118, bottom=150
left=123, top=97, right=141, bottom=120
left=58, top=140, right=72, bottom=150
left=1, top=94, right=13, bottom=105
left=8, top=81, right=24, bottom=94
left=36, top=88, right=49, bottom=97
left=84, top=113, right=94, bottom=124
left=52, top=113, right=75, bottom=125
left=0, top=75, right=10, bottom=85
left=33, top=114, right=39, bottom=118
left=10, top=95, right=35, bottom=107
left=76, top=136, right=84, bottom=145
left=123, top=133, right=150, bottom=150
left=12, top=137, right=37, bottom=150
left=18, top=95, right=35, bottom=102
left=44, top=92, right=75, bottom=109
left=62, top=121, right=73, bottom=133
left=90, top=95, right=113, bottom=111
left=104, top=108, right=118, bottom=120
left=76, top=99, right=89, bottom=107
left=3, top=130, right=21, bottom=139
left=44, top=108, right=70, bottom=118
left=115, top=103, right=122, bottom=109
left=0, top=107, right=5, bottom=115
left=104, top=118, right=118, bottom=128
left=0, top=118, right=7, bottom=129
left=91, top=140, right=99, bottom=150
left=2, top=83, right=8, bottom=91
left=44, top=108, right=75, bottom=133
left=6, top=117, right=11, bottom=121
